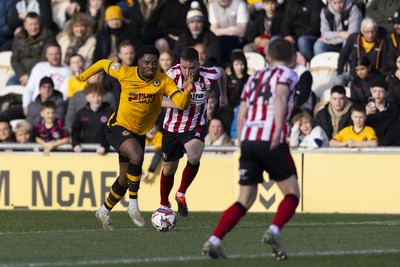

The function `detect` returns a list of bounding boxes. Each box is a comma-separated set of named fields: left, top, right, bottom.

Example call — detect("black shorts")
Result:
left=105, top=125, right=146, bottom=163
left=239, top=141, right=297, bottom=185
left=162, top=126, right=207, bottom=162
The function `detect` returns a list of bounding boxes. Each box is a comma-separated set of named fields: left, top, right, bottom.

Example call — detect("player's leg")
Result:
left=261, top=144, right=299, bottom=260
left=202, top=184, right=257, bottom=258
left=119, top=137, right=146, bottom=227
left=96, top=161, right=128, bottom=230
left=160, top=159, right=179, bottom=208
left=203, top=141, right=260, bottom=258
left=174, top=127, right=206, bottom=216
left=159, top=131, right=183, bottom=208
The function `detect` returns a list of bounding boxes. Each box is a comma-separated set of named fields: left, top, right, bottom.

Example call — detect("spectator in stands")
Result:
left=57, top=12, right=96, bottom=68
left=281, top=0, right=324, bottom=63
left=141, top=124, right=163, bottom=182
left=290, top=112, right=329, bottom=149
left=193, top=43, right=216, bottom=67
left=315, top=85, right=353, bottom=140
left=365, top=79, right=400, bottom=146
left=350, top=56, right=384, bottom=107
left=9, top=12, right=56, bottom=86
left=158, top=49, right=175, bottom=73
left=0, top=1, right=14, bottom=51
left=387, top=51, right=400, bottom=108
left=289, top=53, right=315, bottom=120
left=8, top=0, right=57, bottom=35
left=34, top=100, right=69, bottom=155
left=366, top=0, right=400, bottom=33
left=66, top=54, right=87, bottom=100
left=14, top=119, right=34, bottom=143
left=71, top=83, right=113, bottom=155
left=329, top=105, right=378, bottom=147
left=92, top=5, right=130, bottom=62
left=22, top=43, right=72, bottom=115
left=129, top=0, right=167, bottom=51
left=205, top=117, right=233, bottom=146
left=243, top=0, right=284, bottom=54
left=336, top=17, right=391, bottom=86
left=65, top=72, right=116, bottom=133
left=159, top=0, right=209, bottom=50
left=224, top=50, right=249, bottom=139
left=388, top=9, right=400, bottom=72
left=26, top=76, right=67, bottom=127
left=0, top=119, right=15, bottom=144
left=173, top=2, right=221, bottom=65
left=314, top=0, right=362, bottom=56
left=208, top=0, right=250, bottom=66
left=103, top=40, right=136, bottom=106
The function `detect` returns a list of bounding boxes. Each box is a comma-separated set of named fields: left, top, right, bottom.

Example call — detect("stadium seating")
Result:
left=0, top=51, right=15, bottom=92
left=0, top=85, right=25, bottom=97
left=244, top=52, right=266, bottom=74
left=309, top=52, right=340, bottom=100
left=52, top=0, right=70, bottom=31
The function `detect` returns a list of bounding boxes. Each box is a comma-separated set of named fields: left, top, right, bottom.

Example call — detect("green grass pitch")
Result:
left=1, top=211, right=400, bottom=267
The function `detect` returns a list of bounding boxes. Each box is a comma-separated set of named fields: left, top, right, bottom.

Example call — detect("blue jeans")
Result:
left=313, top=40, right=343, bottom=55
left=297, top=36, right=318, bottom=62
left=6, top=75, right=20, bottom=86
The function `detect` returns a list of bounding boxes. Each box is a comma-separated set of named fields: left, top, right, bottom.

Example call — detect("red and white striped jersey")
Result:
left=163, top=64, right=221, bottom=133
left=240, top=65, right=298, bottom=142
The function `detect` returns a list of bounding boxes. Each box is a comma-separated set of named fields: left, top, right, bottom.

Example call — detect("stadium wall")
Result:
left=0, top=149, right=399, bottom=213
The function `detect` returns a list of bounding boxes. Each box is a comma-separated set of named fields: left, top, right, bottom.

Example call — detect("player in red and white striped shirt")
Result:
left=160, top=47, right=227, bottom=217
left=203, top=39, right=300, bottom=260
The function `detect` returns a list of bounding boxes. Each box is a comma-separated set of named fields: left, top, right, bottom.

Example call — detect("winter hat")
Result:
left=39, top=76, right=54, bottom=88
left=186, top=1, right=204, bottom=24
left=105, top=5, right=123, bottom=22
left=391, top=10, right=400, bottom=24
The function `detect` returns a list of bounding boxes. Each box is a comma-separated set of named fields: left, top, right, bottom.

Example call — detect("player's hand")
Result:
left=219, top=94, right=227, bottom=108
left=73, top=145, right=82, bottom=153
left=183, top=72, right=194, bottom=92
left=141, top=172, right=150, bottom=182
left=96, top=146, right=106, bottom=155
left=269, top=133, right=280, bottom=150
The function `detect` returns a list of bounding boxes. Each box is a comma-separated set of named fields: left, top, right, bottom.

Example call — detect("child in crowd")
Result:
left=289, top=112, right=329, bottom=149
left=14, top=120, right=33, bottom=143
left=66, top=54, right=87, bottom=100
left=141, top=124, right=163, bottom=182
left=387, top=52, right=400, bottom=108
left=158, top=50, right=175, bottom=73
left=0, top=119, right=15, bottom=145
left=34, top=100, right=70, bottom=155
left=329, top=105, right=378, bottom=147
left=71, top=83, right=114, bottom=155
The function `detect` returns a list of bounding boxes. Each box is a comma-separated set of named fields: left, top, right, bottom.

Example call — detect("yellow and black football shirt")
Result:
left=80, top=59, right=190, bottom=135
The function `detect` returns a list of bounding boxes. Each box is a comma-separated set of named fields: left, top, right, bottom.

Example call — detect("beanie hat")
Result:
left=186, top=1, right=204, bottom=24
left=105, top=5, right=123, bottom=22
left=391, top=10, right=400, bottom=24
left=39, top=76, right=54, bottom=88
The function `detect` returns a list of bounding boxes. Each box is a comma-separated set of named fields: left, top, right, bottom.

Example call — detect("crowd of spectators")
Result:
left=0, top=0, right=400, bottom=152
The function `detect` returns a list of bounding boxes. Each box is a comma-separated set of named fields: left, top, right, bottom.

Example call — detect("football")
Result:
left=151, top=207, right=177, bottom=231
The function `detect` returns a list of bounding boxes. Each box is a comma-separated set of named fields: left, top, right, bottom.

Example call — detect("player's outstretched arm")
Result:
left=79, top=59, right=112, bottom=82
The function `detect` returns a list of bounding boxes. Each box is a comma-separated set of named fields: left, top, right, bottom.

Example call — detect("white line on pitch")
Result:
left=1, top=248, right=400, bottom=267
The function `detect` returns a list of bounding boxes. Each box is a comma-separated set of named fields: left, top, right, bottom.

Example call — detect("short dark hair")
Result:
left=356, top=56, right=370, bottom=68
left=180, top=47, right=199, bottom=62
left=371, top=79, right=388, bottom=91
left=137, top=45, right=159, bottom=59
left=267, top=38, right=295, bottom=63
left=351, top=104, right=366, bottom=115
left=41, top=100, right=56, bottom=111
left=25, top=12, right=40, bottom=21
left=330, top=85, right=346, bottom=96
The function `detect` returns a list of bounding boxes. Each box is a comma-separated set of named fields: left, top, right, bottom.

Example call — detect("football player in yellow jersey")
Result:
left=80, top=45, right=194, bottom=230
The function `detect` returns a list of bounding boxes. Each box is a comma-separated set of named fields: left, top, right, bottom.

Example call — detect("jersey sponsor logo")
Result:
left=128, top=92, right=156, bottom=103
left=190, top=92, right=207, bottom=104
left=153, top=80, right=161, bottom=87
